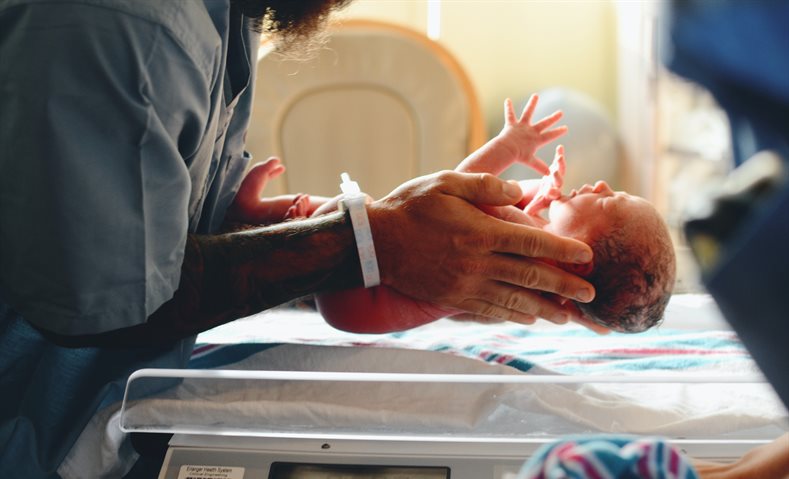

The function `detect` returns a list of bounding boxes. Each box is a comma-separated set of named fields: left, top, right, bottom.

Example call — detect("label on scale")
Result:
left=177, top=465, right=245, bottom=479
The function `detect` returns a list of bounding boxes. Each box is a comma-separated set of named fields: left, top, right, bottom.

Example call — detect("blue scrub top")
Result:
left=665, top=0, right=789, bottom=409
left=0, top=0, right=259, bottom=475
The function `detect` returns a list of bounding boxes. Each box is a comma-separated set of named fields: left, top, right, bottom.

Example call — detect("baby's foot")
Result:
left=284, top=193, right=310, bottom=220
left=227, top=157, right=286, bottom=223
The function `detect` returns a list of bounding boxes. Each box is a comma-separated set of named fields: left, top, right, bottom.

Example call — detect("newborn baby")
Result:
left=520, top=148, right=676, bottom=333
left=230, top=95, right=675, bottom=333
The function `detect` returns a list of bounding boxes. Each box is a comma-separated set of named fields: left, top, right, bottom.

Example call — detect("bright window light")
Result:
left=427, top=0, right=441, bottom=40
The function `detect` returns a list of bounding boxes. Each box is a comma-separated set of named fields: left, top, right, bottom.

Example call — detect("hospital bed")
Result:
left=62, top=294, right=788, bottom=478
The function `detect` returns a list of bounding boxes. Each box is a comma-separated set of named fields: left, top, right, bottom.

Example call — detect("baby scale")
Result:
left=121, top=369, right=786, bottom=479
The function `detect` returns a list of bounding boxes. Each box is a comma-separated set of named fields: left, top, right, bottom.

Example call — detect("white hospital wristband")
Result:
left=338, top=173, right=381, bottom=288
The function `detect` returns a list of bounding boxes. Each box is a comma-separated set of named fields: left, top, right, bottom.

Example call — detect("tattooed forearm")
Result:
left=42, top=210, right=363, bottom=348
left=198, top=210, right=363, bottom=312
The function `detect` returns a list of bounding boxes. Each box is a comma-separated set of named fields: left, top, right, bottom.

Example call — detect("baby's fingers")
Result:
left=539, top=126, right=568, bottom=145
left=552, top=145, right=567, bottom=176
left=524, top=194, right=551, bottom=216
left=504, top=98, right=518, bottom=125
left=523, top=155, right=550, bottom=176
left=533, top=110, right=564, bottom=132
left=528, top=153, right=553, bottom=174
left=519, top=94, right=539, bottom=124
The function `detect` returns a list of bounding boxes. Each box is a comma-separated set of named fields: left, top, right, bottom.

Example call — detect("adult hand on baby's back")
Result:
left=367, top=170, right=596, bottom=326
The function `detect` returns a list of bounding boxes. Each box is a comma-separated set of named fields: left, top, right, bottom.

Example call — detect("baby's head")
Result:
left=546, top=181, right=676, bottom=333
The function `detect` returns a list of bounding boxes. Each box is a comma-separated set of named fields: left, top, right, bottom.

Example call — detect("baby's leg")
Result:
left=230, top=158, right=334, bottom=225
left=230, top=194, right=309, bottom=225
left=312, top=197, right=453, bottom=332
left=317, top=285, right=456, bottom=333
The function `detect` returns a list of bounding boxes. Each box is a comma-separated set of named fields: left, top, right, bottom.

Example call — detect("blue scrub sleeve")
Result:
left=0, top=3, right=218, bottom=335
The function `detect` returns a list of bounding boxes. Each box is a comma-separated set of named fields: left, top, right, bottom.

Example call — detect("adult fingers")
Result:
left=458, top=298, right=538, bottom=325
left=437, top=171, right=523, bottom=206
left=448, top=312, right=509, bottom=324
left=482, top=254, right=595, bottom=305
left=467, top=282, right=573, bottom=325
left=490, top=221, right=594, bottom=266
left=481, top=204, right=540, bottom=226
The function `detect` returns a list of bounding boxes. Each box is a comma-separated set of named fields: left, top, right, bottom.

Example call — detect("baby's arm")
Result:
left=456, top=95, right=567, bottom=176
left=316, top=282, right=456, bottom=333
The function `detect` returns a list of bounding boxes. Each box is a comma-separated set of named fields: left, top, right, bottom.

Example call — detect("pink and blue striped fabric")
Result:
left=191, top=323, right=756, bottom=376
left=517, top=436, right=698, bottom=479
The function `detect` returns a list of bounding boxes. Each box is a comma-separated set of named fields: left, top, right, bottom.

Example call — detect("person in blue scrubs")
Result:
left=665, top=0, right=789, bottom=411
left=0, top=1, right=598, bottom=476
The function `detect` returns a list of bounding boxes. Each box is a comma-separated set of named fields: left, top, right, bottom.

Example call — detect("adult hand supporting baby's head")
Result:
left=367, top=170, right=595, bottom=326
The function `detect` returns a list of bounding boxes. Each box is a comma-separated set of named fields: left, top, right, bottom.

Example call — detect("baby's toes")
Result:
left=285, top=193, right=310, bottom=220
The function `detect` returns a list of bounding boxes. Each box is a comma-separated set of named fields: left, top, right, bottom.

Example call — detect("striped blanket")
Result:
left=188, top=295, right=788, bottom=439
left=191, top=316, right=755, bottom=377
left=516, top=436, right=698, bottom=479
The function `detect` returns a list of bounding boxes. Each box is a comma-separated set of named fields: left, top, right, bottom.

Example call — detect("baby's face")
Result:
left=545, top=181, right=657, bottom=242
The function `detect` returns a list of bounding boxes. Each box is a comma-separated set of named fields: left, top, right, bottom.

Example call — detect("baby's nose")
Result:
left=592, top=181, right=613, bottom=194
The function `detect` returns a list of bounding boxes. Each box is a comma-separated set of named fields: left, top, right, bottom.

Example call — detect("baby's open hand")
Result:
left=501, top=94, right=568, bottom=175
left=524, top=145, right=566, bottom=216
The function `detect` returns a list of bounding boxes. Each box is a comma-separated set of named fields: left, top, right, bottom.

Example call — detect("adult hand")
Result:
left=692, top=433, right=789, bottom=479
left=368, top=170, right=596, bottom=325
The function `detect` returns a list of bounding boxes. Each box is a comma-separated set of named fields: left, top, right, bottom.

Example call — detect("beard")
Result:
left=232, top=0, right=353, bottom=54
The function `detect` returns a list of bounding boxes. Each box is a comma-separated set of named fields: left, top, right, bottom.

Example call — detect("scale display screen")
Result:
left=269, top=462, right=450, bottom=479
